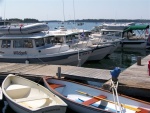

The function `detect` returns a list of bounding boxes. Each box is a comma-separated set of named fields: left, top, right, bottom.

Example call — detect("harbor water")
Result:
left=0, top=22, right=150, bottom=113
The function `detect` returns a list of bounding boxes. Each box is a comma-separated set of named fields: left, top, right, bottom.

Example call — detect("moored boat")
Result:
left=43, top=77, right=150, bottom=113
left=2, top=74, right=67, bottom=113
left=0, top=24, right=92, bottom=66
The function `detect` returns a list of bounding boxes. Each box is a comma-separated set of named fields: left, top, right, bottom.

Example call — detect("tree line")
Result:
left=4, top=18, right=39, bottom=23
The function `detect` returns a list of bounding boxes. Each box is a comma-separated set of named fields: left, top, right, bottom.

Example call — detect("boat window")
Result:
left=53, top=37, right=63, bottom=43
left=35, top=38, right=44, bottom=47
left=115, top=32, right=121, bottom=37
left=1, top=40, right=11, bottom=48
left=45, top=36, right=55, bottom=44
left=13, top=39, right=33, bottom=48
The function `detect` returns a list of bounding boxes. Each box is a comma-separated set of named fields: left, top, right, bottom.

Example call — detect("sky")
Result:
left=0, top=0, right=150, bottom=21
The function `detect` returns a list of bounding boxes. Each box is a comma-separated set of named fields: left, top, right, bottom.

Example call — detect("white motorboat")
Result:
left=49, top=27, right=113, bottom=61
left=43, top=77, right=150, bottom=113
left=91, top=24, right=149, bottom=49
left=2, top=74, right=67, bottom=113
left=0, top=24, right=92, bottom=66
left=90, top=30, right=121, bottom=56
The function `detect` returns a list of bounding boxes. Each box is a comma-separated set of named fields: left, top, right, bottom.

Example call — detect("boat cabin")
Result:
left=0, top=32, right=69, bottom=57
left=101, top=29, right=123, bottom=40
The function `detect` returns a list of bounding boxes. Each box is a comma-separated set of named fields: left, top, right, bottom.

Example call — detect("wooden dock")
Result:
left=0, top=55, right=150, bottom=98
left=117, top=55, right=150, bottom=98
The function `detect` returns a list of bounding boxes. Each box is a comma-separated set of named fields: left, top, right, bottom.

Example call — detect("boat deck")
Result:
left=0, top=55, right=150, bottom=98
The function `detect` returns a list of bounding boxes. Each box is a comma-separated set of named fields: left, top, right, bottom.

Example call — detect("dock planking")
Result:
left=0, top=55, right=150, bottom=98
left=0, top=62, right=111, bottom=83
left=117, top=55, right=150, bottom=98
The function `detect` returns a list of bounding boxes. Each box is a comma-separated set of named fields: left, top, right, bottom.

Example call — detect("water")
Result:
left=1, top=22, right=150, bottom=113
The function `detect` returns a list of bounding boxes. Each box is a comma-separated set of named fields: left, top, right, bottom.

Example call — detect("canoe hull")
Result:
left=43, top=78, right=150, bottom=113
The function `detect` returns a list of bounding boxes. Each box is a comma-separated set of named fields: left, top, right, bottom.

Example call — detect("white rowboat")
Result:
left=2, top=74, right=67, bottom=113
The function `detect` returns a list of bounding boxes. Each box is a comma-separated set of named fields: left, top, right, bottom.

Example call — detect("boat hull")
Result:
left=6, top=98, right=66, bottom=113
left=107, top=40, right=121, bottom=55
left=88, top=45, right=112, bottom=61
left=118, top=39, right=147, bottom=49
left=0, top=49, right=91, bottom=66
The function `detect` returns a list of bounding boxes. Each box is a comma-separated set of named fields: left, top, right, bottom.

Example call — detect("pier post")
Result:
left=137, top=56, right=141, bottom=65
left=77, top=59, right=81, bottom=67
left=57, top=67, right=61, bottom=78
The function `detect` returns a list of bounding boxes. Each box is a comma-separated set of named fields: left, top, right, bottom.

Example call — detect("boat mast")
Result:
left=73, top=0, right=76, bottom=25
left=3, top=0, right=6, bottom=26
left=62, top=0, right=65, bottom=23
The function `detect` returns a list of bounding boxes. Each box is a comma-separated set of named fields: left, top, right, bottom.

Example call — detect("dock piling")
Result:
left=57, top=67, right=61, bottom=78
left=137, top=56, right=141, bottom=65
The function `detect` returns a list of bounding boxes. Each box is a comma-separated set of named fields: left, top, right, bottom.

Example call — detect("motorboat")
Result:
left=49, top=26, right=113, bottom=61
left=91, top=24, right=150, bottom=49
left=2, top=74, right=67, bottom=113
left=90, top=30, right=121, bottom=56
left=43, top=77, right=150, bottom=113
left=0, top=23, right=92, bottom=66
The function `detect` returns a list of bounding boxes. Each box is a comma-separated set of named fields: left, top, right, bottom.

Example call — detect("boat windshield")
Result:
left=102, top=31, right=122, bottom=37
left=35, top=38, right=44, bottom=47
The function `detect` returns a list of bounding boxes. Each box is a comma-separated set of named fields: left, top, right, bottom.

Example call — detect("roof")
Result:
left=101, top=29, right=123, bottom=32
left=0, top=31, right=52, bottom=40
left=123, top=25, right=149, bottom=32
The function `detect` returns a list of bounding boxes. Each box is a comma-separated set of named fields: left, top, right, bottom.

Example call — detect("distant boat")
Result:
left=43, top=77, right=150, bottom=113
left=2, top=74, right=67, bottom=113
left=77, top=22, right=84, bottom=26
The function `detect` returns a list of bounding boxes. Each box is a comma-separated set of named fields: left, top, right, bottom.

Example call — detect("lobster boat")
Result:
left=0, top=23, right=92, bottom=65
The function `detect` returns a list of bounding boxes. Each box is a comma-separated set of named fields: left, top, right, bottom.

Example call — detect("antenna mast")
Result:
left=73, top=0, right=76, bottom=24
left=62, top=0, right=65, bottom=23
left=4, top=0, right=7, bottom=26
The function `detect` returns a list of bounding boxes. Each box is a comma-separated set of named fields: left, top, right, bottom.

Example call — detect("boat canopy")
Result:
left=123, top=25, right=149, bottom=32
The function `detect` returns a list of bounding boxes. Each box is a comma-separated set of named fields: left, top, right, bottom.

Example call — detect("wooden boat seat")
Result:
left=136, top=108, right=150, bottom=113
left=82, top=95, right=107, bottom=106
left=6, top=84, right=31, bottom=99
left=15, top=95, right=50, bottom=103
left=49, top=83, right=66, bottom=89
